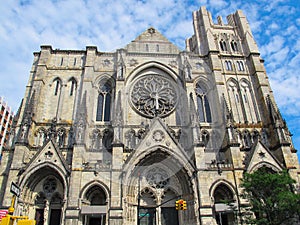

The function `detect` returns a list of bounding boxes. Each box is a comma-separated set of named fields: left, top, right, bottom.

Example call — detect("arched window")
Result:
left=227, top=79, right=244, bottom=123
left=219, top=40, right=227, bottom=51
left=240, top=79, right=260, bottom=123
left=195, top=83, right=212, bottom=123
left=85, top=185, right=107, bottom=205
left=225, top=61, right=233, bottom=71
left=96, top=82, right=112, bottom=122
left=53, top=78, right=61, bottom=96
left=231, top=40, right=238, bottom=52
left=69, top=78, right=77, bottom=96
left=237, top=61, right=245, bottom=71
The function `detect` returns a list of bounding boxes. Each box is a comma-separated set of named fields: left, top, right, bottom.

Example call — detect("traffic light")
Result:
left=181, top=200, right=187, bottom=210
left=175, top=199, right=181, bottom=210
left=176, top=199, right=187, bottom=210
left=175, top=199, right=187, bottom=210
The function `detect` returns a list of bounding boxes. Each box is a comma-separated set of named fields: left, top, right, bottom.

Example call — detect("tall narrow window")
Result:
left=220, top=40, right=227, bottom=51
left=195, top=83, right=212, bottom=123
left=69, top=78, right=77, bottom=96
left=54, top=78, right=61, bottom=96
left=231, top=41, right=238, bottom=52
left=225, top=61, right=233, bottom=71
left=237, top=61, right=245, bottom=71
left=96, top=82, right=112, bottom=122
left=73, top=58, right=77, bottom=66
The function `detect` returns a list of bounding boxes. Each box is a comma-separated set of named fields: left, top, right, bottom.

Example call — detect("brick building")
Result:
left=0, top=97, right=14, bottom=158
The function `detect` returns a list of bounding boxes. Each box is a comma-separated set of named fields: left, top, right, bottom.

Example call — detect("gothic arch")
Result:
left=52, top=77, right=62, bottom=96
left=239, top=78, right=260, bottom=123
left=18, top=165, right=67, bottom=225
left=93, top=76, right=115, bottom=122
left=68, top=77, right=78, bottom=96
left=80, top=181, right=110, bottom=203
left=210, top=180, right=236, bottom=203
left=227, top=78, right=245, bottom=123
left=126, top=61, right=180, bottom=84
left=249, top=162, right=281, bottom=173
left=123, top=147, right=198, bottom=224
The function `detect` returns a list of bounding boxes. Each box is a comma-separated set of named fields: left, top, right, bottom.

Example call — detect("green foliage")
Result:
left=240, top=168, right=300, bottom=225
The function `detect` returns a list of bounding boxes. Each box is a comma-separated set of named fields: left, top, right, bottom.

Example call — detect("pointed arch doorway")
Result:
left=125, top=149, right=197, bottom=225
left=20, top=166, right=66, bottom=225
left=81, top=184, right=108, bottom=225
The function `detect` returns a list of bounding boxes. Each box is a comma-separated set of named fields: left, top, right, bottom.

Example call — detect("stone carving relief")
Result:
left=146, top=168, right=170, bottom=189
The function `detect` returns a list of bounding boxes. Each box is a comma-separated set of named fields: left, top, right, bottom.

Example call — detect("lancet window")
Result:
left=225, top=61, right=233, bottom=71
left=195, top=83, right=212, bottom=123
left=69, top=78, right=77, bottom=96
left=219, top=40, right=227, bottom=51
left=53, top=78, right=61, bottom=96
left=231, top=40, right=238, bottom=52
left=96, top=81, right=112, bottom=122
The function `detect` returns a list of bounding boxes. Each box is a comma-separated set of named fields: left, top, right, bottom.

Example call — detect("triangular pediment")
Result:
left=23, top=139, right=70, bottom=175
left=124, top=118, right=192, bottom=169
left=124, top=27, right=181, bottom=54
left=244, top=141, right=283, bottom=172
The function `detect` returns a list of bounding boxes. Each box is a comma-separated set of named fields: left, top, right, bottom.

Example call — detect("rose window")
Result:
left=130, top=75, right=178, bottom=118
left=146, top=168, right=170, bottom=189
left=43, top=178, right=57, bottom=194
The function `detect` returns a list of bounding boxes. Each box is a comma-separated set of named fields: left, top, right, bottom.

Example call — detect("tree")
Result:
left=240, top=167, right=300, bottom=225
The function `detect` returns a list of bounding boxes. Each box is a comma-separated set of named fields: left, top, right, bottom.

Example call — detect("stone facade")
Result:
left=0, top=6, right=299, bottom=225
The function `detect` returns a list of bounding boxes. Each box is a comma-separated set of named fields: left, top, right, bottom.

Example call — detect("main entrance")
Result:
left=124, top=148, right=198, bottom=225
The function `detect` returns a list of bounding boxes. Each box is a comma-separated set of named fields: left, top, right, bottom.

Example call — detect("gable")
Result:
left=21, top=139, right=70, bottom=176
left=123, top=118, right=193, bottom=169
left=244, top=141, right=283, bottom=173
left=124, top=27, right=181, bottom=54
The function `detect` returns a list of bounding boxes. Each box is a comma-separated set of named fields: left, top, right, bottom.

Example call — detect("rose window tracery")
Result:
left=146, top=168, right=170, bottom=189
left=43, top=178, right=57, bottom=194
left=130, top=75, right=178, bottom=118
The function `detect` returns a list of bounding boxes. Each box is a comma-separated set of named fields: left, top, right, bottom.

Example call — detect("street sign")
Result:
left=10, top=182, right=20, bottom=197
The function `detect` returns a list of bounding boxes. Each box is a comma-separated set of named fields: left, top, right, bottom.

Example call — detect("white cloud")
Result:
left=0, top=0, right=299, bottom=158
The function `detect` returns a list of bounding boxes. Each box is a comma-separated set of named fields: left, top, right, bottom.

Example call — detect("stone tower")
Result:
left=0, top=6, right=299, bottom=225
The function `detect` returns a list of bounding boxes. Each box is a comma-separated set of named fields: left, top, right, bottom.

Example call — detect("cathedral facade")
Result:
left=0, top=6, right=299, bottom=225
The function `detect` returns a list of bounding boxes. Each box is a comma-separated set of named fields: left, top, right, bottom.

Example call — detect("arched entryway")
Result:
left=212, top=183, right=237, bottom=225
left=20, top=166, right=66, bottom=225
left=124, top=149, right=197, bottom=225
left=81, top=184, right=108, bottom=225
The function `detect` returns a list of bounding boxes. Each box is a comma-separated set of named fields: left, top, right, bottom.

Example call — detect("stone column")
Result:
left=109, top=143, right=124, bottom=225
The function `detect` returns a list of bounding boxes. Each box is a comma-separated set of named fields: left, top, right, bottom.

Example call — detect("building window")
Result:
left=156, top=44, right=159, bottom=52
left=73, top=58, right=77, bottom=66
left=219, top=40, right=227, bottom=51
left=53, top=78, right=61, bottom=96
left=146, top=44, right=149, bottom=52
left=195, top=83, right=212, bottom=123
left=231, top=41, right=238, bottom=52
left=69, top=78, right=77, bottom=96
left=96, top=82, right=112, bottom=122
left=236, top=61, right=245, bottom=71
left=225, top=61, right=233, bottom=71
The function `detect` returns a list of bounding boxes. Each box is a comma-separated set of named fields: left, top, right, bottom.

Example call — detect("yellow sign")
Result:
left=17, top=220, right=36, bottom=225
left=0, top=216, right=12, bottom=225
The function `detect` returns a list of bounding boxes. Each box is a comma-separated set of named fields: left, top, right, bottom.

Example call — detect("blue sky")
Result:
left=0, top=0, right=299, bottom=160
